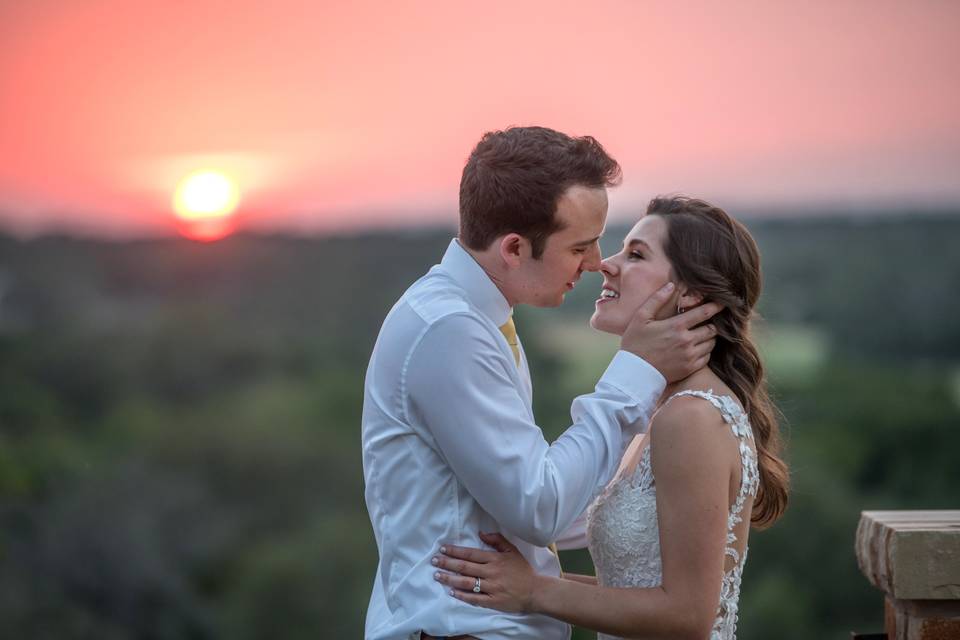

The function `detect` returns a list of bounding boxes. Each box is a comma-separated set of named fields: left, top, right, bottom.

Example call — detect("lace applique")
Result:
left=586, top=390, right=759, bottom=640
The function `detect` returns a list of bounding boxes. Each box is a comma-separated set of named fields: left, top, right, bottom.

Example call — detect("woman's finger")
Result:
left=436, top=572, right=499, bottom=609
left=434, top=570, right=485, bottom=593
left=432, top=554, right=491, bottom=578
left=479, top=532, right=515, bottom=552
left=448, top=587, right=493, bottom=608
left=439, top=544, right=496, bottom=563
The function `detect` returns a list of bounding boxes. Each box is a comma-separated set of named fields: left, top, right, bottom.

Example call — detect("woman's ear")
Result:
left=677, top=288, right=704, bottom=311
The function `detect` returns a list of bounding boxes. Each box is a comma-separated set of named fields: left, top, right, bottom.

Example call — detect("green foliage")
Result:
left=0, top=216, right=958, bottom=638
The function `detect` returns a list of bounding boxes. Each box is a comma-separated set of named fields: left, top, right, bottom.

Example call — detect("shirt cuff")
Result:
left=600, top=350, right=667, bottom=402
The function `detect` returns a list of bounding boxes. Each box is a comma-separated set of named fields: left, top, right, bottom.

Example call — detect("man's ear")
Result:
left=498, top=234, right=529, bottom=268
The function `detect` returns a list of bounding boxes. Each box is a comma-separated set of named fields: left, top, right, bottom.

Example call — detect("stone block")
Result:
left=856, top=511, right=960, bottom=601
left=885, top=596, right=960, bottom=640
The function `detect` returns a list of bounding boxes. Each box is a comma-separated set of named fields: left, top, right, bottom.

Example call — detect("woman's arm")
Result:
left=435, top=398, right=732, bottom=640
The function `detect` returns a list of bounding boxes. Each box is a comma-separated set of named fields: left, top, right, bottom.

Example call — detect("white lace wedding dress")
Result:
left=586, top=390, right=760, bottom=640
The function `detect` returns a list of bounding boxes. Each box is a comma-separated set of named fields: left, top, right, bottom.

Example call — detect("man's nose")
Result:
left=599, top=254, right=618, bottom=276
left=582, top=244, right=604, bottom=272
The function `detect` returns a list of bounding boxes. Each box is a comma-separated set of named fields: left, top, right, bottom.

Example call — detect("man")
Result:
left=362, top=126, right=719, bottom=639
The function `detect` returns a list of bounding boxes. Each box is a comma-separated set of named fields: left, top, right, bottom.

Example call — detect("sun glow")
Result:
left=174, top=170, right=240, bottom=220
left=173, top=170, right=240, bottom=241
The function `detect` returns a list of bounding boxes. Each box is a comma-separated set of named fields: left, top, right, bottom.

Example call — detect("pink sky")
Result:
left=1, top=0, right=958, bottom=236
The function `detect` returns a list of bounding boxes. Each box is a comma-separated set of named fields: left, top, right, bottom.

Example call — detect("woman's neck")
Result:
left=660, top=365, right=723, bottom=406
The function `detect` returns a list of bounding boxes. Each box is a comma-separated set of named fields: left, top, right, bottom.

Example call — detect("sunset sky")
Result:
left=1, top=1, right=958, bottom=237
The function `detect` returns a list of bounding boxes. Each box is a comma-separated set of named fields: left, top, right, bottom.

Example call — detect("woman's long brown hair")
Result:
left=650, top=196, right=789, bottom=529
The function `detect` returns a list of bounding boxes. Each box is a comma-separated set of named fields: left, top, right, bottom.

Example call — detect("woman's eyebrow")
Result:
left=626, top=238, right=653, bottom=252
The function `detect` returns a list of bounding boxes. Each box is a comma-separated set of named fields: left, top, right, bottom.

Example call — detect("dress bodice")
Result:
left=586, top=390, right=759, bottom=640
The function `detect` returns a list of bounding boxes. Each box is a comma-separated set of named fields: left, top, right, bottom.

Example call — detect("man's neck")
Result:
left=458, top=238, right=517, bottom=307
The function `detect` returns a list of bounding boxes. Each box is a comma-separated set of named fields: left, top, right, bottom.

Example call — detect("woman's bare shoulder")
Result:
left=649, top=394, right=734, bottom=470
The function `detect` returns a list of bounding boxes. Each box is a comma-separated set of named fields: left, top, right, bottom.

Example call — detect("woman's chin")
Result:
left=590, top=312, right=623, bottom=336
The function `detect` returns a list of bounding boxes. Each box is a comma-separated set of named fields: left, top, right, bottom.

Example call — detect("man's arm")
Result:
left=405, top=312, right=663, bottom=547
left=554, top=510, right=589, bottom=551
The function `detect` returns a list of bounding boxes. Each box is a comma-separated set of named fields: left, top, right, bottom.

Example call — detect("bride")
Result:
left=432, top=196, right=790, bottom=639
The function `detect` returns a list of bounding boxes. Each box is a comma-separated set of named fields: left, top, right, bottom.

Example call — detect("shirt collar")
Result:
left=440, top=238, right=512, bottom=326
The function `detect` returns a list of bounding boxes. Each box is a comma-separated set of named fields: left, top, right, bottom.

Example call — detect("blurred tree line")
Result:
left=0, top=214, right=957, bottom=639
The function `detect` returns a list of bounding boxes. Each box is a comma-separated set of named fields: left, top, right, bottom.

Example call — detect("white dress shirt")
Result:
left=362, top=239, right=665, bottom=640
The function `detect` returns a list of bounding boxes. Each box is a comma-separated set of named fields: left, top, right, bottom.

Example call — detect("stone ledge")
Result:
left=856, top=511, right=960, bottom=601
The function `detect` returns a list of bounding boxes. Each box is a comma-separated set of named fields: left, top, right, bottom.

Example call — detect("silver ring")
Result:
left=473, top=577, right=481, bottom=593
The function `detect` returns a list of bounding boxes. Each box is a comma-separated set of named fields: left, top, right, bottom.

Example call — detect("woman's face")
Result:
left=591, top=214, right=696, bottom=335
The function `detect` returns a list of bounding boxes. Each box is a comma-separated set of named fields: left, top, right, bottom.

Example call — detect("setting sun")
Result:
left=173, top=170, right=240, bottom=241
left=173, top=170, right=240, bottom=220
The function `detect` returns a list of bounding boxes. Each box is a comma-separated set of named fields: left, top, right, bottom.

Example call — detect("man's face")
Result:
left=515, top=185, right=607, bottom=307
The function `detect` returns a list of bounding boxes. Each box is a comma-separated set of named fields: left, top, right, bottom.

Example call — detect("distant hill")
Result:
left=1, top=214, right=958, bottom=362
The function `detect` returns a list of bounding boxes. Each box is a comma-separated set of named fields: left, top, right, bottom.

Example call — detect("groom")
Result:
left=361, top=126, right=719, bottom=639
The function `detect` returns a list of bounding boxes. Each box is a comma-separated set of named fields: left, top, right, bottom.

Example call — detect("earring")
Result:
left=677, top=304, right=684, bottom=315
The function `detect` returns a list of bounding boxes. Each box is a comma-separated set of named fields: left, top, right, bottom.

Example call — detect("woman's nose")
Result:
left=600, top=255, right=618, bottom=276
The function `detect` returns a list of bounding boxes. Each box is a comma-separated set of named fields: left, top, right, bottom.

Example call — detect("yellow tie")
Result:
left=499, top=315, right=562, bottom=569
left=498, top=316, right=521, bottom=367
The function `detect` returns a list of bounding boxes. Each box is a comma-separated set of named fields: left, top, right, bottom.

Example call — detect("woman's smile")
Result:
left=596, top=285, right=620, bottom=305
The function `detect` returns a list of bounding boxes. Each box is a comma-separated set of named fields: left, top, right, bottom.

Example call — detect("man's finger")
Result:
left=674, top=302, right=723, bottom=329
left=632, top=282, right=675, bottom=322
left=690, top=338, right=715, bottom=361
left=691, top=354, right=711, bottom=371
left=689, top=324, right=718, bottom=346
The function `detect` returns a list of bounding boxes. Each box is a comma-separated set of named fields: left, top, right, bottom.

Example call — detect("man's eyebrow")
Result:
left=571, top=235, right=602, bottom=248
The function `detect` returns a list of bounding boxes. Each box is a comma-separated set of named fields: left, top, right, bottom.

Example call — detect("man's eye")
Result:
left=574, top=248, right=587, bottom=254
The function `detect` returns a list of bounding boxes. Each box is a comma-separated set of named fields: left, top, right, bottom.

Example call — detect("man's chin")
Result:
left=528, top=292, right=566, bottom=308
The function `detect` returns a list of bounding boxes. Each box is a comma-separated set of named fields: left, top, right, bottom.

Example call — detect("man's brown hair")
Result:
left=459, top=126, right=621, bottom=259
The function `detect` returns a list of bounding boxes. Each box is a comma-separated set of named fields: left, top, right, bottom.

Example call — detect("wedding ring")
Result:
left=473, top=577, right=482, bottom=593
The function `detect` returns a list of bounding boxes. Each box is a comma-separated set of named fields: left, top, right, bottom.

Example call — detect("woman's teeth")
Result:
left=600, top=289, right=619, bottom=299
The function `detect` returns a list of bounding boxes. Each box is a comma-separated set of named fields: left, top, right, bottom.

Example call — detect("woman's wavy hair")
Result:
left=650, top=196, right=789, bottom=529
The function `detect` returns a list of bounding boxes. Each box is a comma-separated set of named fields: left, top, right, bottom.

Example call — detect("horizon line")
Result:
left=2, top=203, right=959, bottom=243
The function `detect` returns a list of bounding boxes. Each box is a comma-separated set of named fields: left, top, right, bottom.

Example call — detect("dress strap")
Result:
left=662, top=389, right=754, bottom=442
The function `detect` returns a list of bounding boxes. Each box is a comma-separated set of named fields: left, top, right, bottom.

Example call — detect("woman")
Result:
left=432, top=196, right=789, bottom=639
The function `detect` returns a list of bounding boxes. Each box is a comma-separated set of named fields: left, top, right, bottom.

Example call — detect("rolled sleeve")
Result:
left=593, top=350, right=666, bottom=438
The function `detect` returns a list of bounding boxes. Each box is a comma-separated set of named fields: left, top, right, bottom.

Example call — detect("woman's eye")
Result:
left=629, top=251, right=644, bottom=260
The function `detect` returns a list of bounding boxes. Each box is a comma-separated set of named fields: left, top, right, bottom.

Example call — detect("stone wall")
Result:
left=855, top=511, right=960, bottom=640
